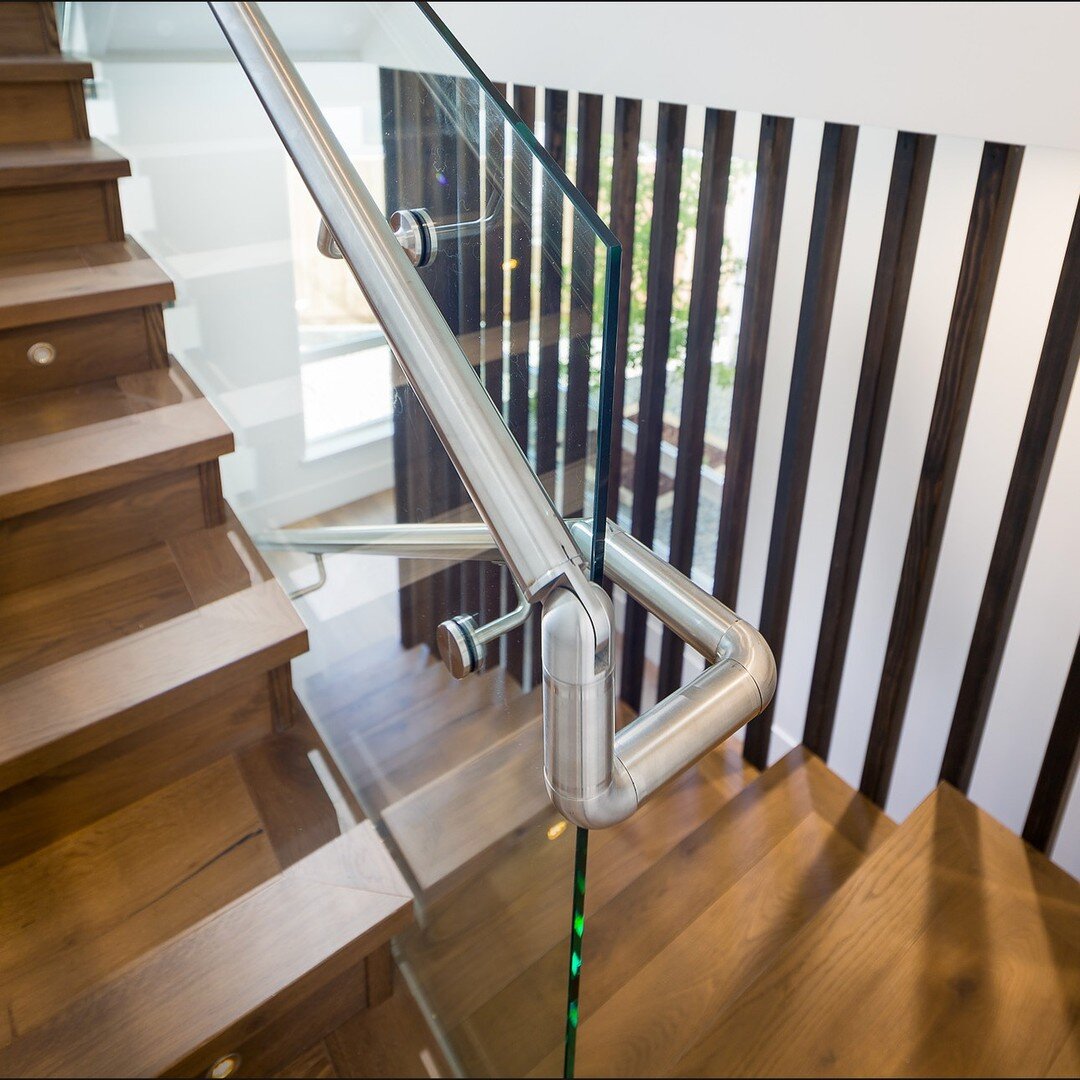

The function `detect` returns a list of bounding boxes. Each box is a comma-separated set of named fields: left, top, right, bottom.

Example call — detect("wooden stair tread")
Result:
left=0, top=138, right=129, bottom=188
left=0, top=579, right=308, bottom=791
left=0, top=522, right=266, bottom=684
left=671, top=781, right=1080, bottom=1078
left=0, top=755, right=282, bottom=1045
left=0, top=396, right=232, bottom=518
left=0, top=57, right=93, bottom=82
left=0, top=365, right=200, bottom=444
left=461, top=748, right=894, bottom=1077
left=403, top=742, right=757, bottom=1046
left=0, top=238, right=174, bottom=329
left=382, top=705, right=547, bottom=896
left=0, top=821, right=412, bottom=1079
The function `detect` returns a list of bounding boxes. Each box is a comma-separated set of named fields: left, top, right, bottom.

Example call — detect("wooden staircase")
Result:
left=0, top=7, right=413, bottom=1076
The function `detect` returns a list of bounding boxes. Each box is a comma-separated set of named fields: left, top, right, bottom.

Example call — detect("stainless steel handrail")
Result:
left=258, top=518, right=776, bottom=827
left=209, top=1, right=590, bottom=611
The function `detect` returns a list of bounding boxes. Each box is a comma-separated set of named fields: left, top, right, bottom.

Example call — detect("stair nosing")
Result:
left=0, top=57, right=94, bottom=82
left=0, top=580, right=308, bottom=792
left=0, top=821, right=412, bottom=1078
left=0, top=239, right=175, bottom=330
left=0, top=397, right=234, bottom=519
left=0, top=138, right=131, bottom=189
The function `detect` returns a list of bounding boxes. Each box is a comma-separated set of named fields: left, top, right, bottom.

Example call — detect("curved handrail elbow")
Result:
left=546, top=521, right=776, bottom=828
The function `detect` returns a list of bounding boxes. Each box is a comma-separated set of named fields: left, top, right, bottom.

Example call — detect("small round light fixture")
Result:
left=547, top=820, right=568, bottom=841
left=206, top=1054, right=242, bottom=1079
left=27, top=341, right=56, bottom=366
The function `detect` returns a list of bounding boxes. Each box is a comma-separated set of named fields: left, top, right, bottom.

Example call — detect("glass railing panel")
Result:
left=67, top=3, right=619, bottom=1074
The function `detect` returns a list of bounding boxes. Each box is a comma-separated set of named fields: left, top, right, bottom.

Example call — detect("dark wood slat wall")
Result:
left=711, top=116, right=794, bottom=609
left=860, top=141, right=1024, bottom=806
left=656, top=108, right=736, bottom=699
left=481, top=84, right=508, bottom=629
left=454, top=79, right=485, bottom=626
left=563, top=92, right=604, bottom=519
left=940, top=195, right=1080, bottom=790
left=1024, top=638, right=1080, bottom=852
left=619, top=101, right=688, bottom=712
left=803, top=131, right=936, bottom=759
left=529, top=89, right=570, bottom=685
left=505, top=84, right=536, bottom=685
left=535, top=89, right=569, bottom=495
left=381, top=68, right=435, bottom=649
left=742, top=122, right=859, bottom=768
left=604, top=97, right=643, bottom=529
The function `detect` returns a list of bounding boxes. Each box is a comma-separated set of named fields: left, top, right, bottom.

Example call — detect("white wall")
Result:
left=433, top=2, right=1080, bottom=152
left=444, top=3, right=1080, bottom=871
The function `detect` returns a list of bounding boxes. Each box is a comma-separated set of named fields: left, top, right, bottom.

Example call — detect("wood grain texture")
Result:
left=0, top=823, right=412, bottom=1079
left=0, top=81, right=83, bottom=144
left=0, top=306, right=167, bottom=399
left=1024, top=637, right=1080, bottom=852
left=657, top=108, right=736, bottom=698
left=712, top=115, right=794, bottom=609
left=743, top=122, right=859, bottom=768
left=672, top=783, right=1080, bottom=1078
left=0, top=397, right=233, bottom=518
left=409, top=743, right=755, bottom=1044
left=803, top=131, right=936, bottom=759
left=604, top=97, right=643, bottom=525
left=0, top=138, right=129, bottom=188
left=941, top=194, right=1080, bottom=790
left=0, top=3, right=61, bottom=55
left=0, top=580, right=307, bottom=791
left=620, top=101, right=687, bottom=711
left=382, top=712, right=546, bottom=895
left=0, top=58, right=92, bottom=82
left=861, top=142, right=1024, bottom=806
left=0, top=239, right=174, bottom=330
left=236, top=719, right=341, bottom=870
left=0, top=756, right=281, bottom=1042
left=0, top=466, right=208, bottom=593
left=325, top=969, right=451, bottom=1080
left=0, top=673, right=275, bottom=867
left=459, top=749, right=881, bottom=1078
left=0, top=180, right=124, bottom=255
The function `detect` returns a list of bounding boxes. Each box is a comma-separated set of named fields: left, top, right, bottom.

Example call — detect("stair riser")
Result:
left=0, top=3, right=60, bottom=55
left=0, top=180, right=123, bottom=256
left=0, top=82, right=87, bottom=144
left=0, top=463, right=225, bottom=595
left=0, top=306, right=168, bottom=400
left=0, top=666, right=289, bottom=866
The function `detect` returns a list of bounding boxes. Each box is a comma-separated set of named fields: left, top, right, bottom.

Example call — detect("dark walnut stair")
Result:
left=0, top=6, right=414, bottom=1077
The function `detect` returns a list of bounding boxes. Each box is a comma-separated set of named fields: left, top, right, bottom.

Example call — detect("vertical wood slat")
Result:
left=711, top=116, right=794, bottom=608
left=535, top=89, right=569, bottom=493
left=860, top=141, right=1024, bottom=806
left=563, top=92, right=604, bottom=518
left=454, top=79, right=484, bottom=625
left=1024, top=638, right=1080, bottom=852
left=418, top=74, right=466, bottom=638
left=604, top=98, right=643, bottom=529
left=656, top=108, right=736, bottom=699
left=619, top=102, right=687, bottom=712
left=505, top=84, right=536, bottom=685
left=742, top=122, right=859, bottom=769
left=941, top=195, right=1080, bottom=790
left=802, top=131, right=936, bottom=759
left=481, top=84, right=507, bottom=628
left=381, top=68, right=430, bottom=648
